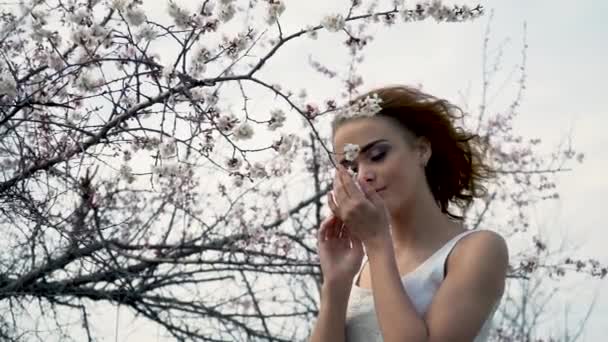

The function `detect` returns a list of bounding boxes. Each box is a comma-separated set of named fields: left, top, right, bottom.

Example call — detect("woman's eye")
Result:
left=370, top=151, right=386, bottom=162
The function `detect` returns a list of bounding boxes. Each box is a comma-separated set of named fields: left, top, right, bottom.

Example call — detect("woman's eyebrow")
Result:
left=336, top=139, right=388, bottom=165
left=360, top=139, right=388, bottom=153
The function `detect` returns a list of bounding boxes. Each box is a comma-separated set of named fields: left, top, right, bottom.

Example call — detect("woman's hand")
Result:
left=329, top=165, right=391, bottom=247
left=317, top=212, right=364, bottom=288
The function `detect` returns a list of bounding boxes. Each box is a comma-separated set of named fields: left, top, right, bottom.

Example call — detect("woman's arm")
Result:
left=366, top=234, right=429, bottom=342
left=308, top=282, right=351, bottom=342
left=365, top=230, right=508, bottom=342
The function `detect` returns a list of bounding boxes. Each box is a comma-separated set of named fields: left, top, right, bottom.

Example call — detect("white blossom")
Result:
left=75, top=71, right=103, bottom=92
left=343, top=143, right=360, bottom=162
left=119, top=164, right=135, bottom=183
left=233, top=122, right=254, bottom=140
left=232, top=33, right=249, bottom=54
left=152, top=163, right=178, bottom=178
left=69, top=112, right=82, bottom=122
left=189, top=46, right=210, bottom=75
left=272, top=235, right=293, bottom=254
left=71, top=26, right=91, bottom=45
left=70, top=8, right=90, bottom=24
left=400, top=1, right=482, bottom=23
left=110, top=0, right=127, bottom=11
left=321, top=14, right=345, bottom=32
left=232, top=174, right=245, bottom=187
left=217, top=113, right=237, bottom=132
left=31, top=8, right=48, bottom=25
left=274, top=134, right=297, bottom=155
left=47, top=54, right=64, bottom=71
left=335, top=93, right=383, bottom=121
left=268, top=109, right=286, bottom=130
left=199, top=2, right=215, bottom=16
left=305, top=25, right=318, bottom=39
left=136, top=25, right=157, bottom=41
left=219, top=2, right=236, bottom=22
left=123, top=150, right=132, bottom=162
left=204, top=91, right=219, bottom=106
left=226, top=157, right=242, bottom=170
left=126, top=7, right=147, bottom=26
left=266, top=0, right=286, bottom=25
left=250, top=162, right=267, bottom=179
left=0, top=71, right=17, bottom=101
left=168, top=2, right=191, bottom=28
left=190, top=88, right=206, bottom=101
left=162, top=63, right=175, bottom=83
left=159, top=138, right=177, bottom=159
left=269, top=158, right=291, bottom=176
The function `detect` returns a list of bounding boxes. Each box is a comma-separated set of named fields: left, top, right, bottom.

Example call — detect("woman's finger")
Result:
left=327, top=192, right=339, bottom=214
left=333, top=170, right=350, bottom=208
left=337, top=165, right=364, bottom=201
left=318, top=215, right=334, bottom=242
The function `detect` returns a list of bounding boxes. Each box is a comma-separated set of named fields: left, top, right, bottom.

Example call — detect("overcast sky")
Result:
left=161, top=0, right=607, bottom=340
left=110, top=0, right=608, bottom=340
left=252, top=0, right=608, bottom=338
left=9, top=0, right=606, bottom=340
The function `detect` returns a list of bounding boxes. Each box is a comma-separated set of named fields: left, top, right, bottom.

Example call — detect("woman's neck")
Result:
left=389, top=187, right=462, bottom=253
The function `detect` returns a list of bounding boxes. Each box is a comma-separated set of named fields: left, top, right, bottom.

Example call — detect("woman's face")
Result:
left=333, top=116, right=430, bottom=216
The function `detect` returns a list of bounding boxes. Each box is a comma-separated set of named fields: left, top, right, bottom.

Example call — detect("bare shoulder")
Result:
left=456, top=230, right=508, bottom=257
left=423, top=230, right=509, bottom=340
left=448, top=230, right=509, bottom=290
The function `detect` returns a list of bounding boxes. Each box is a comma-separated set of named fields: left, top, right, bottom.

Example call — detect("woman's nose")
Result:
left=357, top=166, right=376, bottom=185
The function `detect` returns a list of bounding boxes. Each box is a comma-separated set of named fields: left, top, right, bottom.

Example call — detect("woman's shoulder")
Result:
left=454, top=229, right=508, bottom=259
left=448, top=230, right=509, bottom=282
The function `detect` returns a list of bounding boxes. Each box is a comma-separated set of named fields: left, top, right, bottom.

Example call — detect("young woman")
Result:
left=309, top=85, right=508, bottom=342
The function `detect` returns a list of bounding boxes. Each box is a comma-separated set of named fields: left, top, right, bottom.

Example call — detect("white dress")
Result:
left=345, top=230, right=499, bottom=342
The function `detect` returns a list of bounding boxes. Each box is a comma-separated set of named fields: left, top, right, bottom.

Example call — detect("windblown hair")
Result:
left=332, top=85, right=492, bottom=220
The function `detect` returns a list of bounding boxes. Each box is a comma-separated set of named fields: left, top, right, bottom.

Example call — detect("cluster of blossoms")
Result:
left=233, top=122, right=254, bottom=140
left=401, top=1, right=484, bottom=22
left=335, top=92, right=383, bottom=121
left=334, top=94, right=383, bottom=177
left=343, top=143, right=360, bottom=162
left=265, top=0, right=286, bottom=24
left=0, top=70, right=17, bottom=101
left=268, top=109, right=286, bottom=130
left=321, top=14, right=346, bottom=32
left=272, top=133, right=298, bottom=156
left=343, top=143, right=360, bottom=178
left=167, top=2, right=192, bottom=28
left=319, top=1, right=482, bottom=35
left=217, top=113, right=239, bottom=132
left=125, top=6, right=147, bottom=26
left=159, top=138, right=177, bottom=159
left=74, top=71, right=104, bottom=92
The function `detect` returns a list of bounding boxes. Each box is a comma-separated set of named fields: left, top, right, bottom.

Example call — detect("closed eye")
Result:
left=370, top=151, right=386, bottom=162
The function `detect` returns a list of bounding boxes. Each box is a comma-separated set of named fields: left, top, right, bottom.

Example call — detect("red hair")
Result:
left=332, top=85, right=491, bottom=220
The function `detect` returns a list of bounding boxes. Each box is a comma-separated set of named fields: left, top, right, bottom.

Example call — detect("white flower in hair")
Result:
left=335, top=93, right=383, bottom=121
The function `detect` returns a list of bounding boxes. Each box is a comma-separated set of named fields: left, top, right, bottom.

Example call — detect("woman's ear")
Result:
left=417, top=137, right=432, bottom=167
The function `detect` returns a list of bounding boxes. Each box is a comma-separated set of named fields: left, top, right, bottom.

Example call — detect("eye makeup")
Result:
left=337, top=139, right=389, bottom=166
left=368, top=144, right=389, bottom=162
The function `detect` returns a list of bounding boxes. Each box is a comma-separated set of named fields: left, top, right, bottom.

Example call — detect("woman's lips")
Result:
left=375, top=187, right=386, bottom=194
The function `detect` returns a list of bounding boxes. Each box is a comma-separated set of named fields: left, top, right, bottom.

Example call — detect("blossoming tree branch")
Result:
left=0, top=0, right=602, bottom=341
